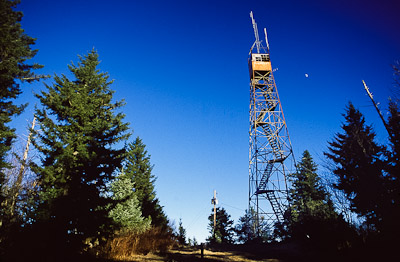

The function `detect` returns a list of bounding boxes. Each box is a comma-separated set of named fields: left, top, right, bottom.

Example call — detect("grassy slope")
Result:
left=106, top=243, right=302, bottom=262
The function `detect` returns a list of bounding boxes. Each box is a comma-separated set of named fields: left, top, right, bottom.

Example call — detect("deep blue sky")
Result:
left=13, top=0, right=400, bottom=242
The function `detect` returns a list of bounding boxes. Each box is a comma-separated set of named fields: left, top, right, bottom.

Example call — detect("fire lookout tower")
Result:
left=248, top=12, right=296, bottom=237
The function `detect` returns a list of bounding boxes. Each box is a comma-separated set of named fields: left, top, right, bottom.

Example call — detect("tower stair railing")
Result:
left=255, top=156, right=287, bottom=195
left=261, top=125, right=281, bottom=158
left=266, top=190, right=284, bottom=222
left=255, top=84, right=276, bottom=111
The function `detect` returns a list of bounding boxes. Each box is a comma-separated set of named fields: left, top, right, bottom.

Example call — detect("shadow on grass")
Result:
left=165, top=247, right=233, bottom=262
left=208, top=243, right=299, bottom=261
left=165, top=245, right=297, bottom=262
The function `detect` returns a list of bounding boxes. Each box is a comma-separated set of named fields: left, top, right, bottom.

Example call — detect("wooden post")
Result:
left=211, top=190, right=218, bottom=240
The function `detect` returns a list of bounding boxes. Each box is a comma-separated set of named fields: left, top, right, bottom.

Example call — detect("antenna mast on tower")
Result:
left=250, top=11, right=261, bottom=53
left=248, top=12, right=296, bottom=238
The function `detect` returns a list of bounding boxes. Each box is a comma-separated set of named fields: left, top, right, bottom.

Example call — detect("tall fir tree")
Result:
left=207, top=207, right=234, bottom=244
left=109, top=171, right=151, bottom=233
left=382, top=100, right=400, bottom=241
left=382, top=65, right=400, bottom=243
left=325, top=102, right=385, bottom=230
left=124, top=137, right=168, bottom=230
left=32, top=50, right=130, bottom=252
left=271, top=150, right=356, bottom=261
left=177, top=218, right=186, bottom=245
left=284, top=150, right=348, bottom=245
left=392, top=62, right=400, bottom=99
left=0, top=0, right=43, bottom=215
left=234, top=208, right=258, bottom=244
left=387, top=63, right=400, bottom=202
left=387, top=101, right=400, bottom=184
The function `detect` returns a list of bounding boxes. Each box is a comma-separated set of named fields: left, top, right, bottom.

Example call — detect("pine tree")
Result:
left=192, top=236, right=198, bottom=246
left=377, top=65, right=400, bottom=248
left=32, top=50, right=130, bottom=252
left=124, top=137, right=168, bottom=230
left=207, top=207, right=234, bottom=244
left=392, top=62, right=400, bottom=99
left=386, top=63, right=400, bottom=210
left=382, top=100, right=400, bottom=241
left=177, top=218, right=186, bottom=245
left=109, top=171, right=150, bottom=233
left=387, top=101, right=400, bottom=183
left=388, top=62, right=400, bottom=175
left=270, top=150, right=355, bottom=258
left=234, top=209, right=258, bottom=244
left=0, top=0, right=43, bottom=215
left=288, top=150, right=342, bottom=241
left=325, top=102, right=385, bottom=230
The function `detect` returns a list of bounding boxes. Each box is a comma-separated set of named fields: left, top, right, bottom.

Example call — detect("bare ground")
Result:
left=109, top=243, right=303, bottom=262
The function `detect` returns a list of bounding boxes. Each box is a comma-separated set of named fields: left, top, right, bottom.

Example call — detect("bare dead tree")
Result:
left=1, top=117, right=38, bottom=223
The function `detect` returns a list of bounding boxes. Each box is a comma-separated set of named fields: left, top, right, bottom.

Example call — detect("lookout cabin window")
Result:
left=252, top=54, right=270, bottom=62
left=261, top=55, right=268, bottom=62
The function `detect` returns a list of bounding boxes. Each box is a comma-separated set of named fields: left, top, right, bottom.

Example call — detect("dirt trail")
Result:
left=114, top=245, right=297, bottom=262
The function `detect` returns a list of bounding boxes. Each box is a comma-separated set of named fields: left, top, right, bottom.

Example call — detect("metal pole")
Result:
left=250, top=11, right=261, bottom=53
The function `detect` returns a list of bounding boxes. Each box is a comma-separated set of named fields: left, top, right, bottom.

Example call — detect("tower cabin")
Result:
left=249, top=53, right=272, bottom=79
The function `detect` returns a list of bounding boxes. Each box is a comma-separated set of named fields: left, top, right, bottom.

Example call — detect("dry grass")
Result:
left=105, top=227, right=175, bottom=261
left=102, top=246, right=283, bottom=262
left=167, top=247, right=281, bottom=262
left=100, top=231, right=298, bottom=262
left=108, top=253, right=166, bottom=261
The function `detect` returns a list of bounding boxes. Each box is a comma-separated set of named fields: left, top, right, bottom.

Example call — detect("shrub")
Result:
left=105, top=227, right=175, bottom=260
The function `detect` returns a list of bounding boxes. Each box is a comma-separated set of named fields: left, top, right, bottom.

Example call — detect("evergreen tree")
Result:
left=109, top=171, right=150, bottom=233
left=192, top=236, right=198, bottom=246
left=234, top=208, right=258, bottom=243
left=382, top=100, right=400, bottom=241
left=32, top=50, right=130, bottom=252
left=271, top=150, right=355, bottom=259
left=124, top=137, right=168, bottom=229
left=207, top=207, right=234, bottom=244
left=387, top=101, right=400, bottom=184
left=325, top=102, right=386, bottom=230
left=287, top=150, right=344, bottom=242
left=392, top=62, right=400, bottom=99
left=0, top=0, right=43, bottom=217
left=379, top=65, right=400, bottom=246
left=177, top=218, right=186, bottom=245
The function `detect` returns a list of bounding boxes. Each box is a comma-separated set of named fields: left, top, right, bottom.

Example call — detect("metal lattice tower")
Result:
left=248, top=12, right=296, bottom=238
